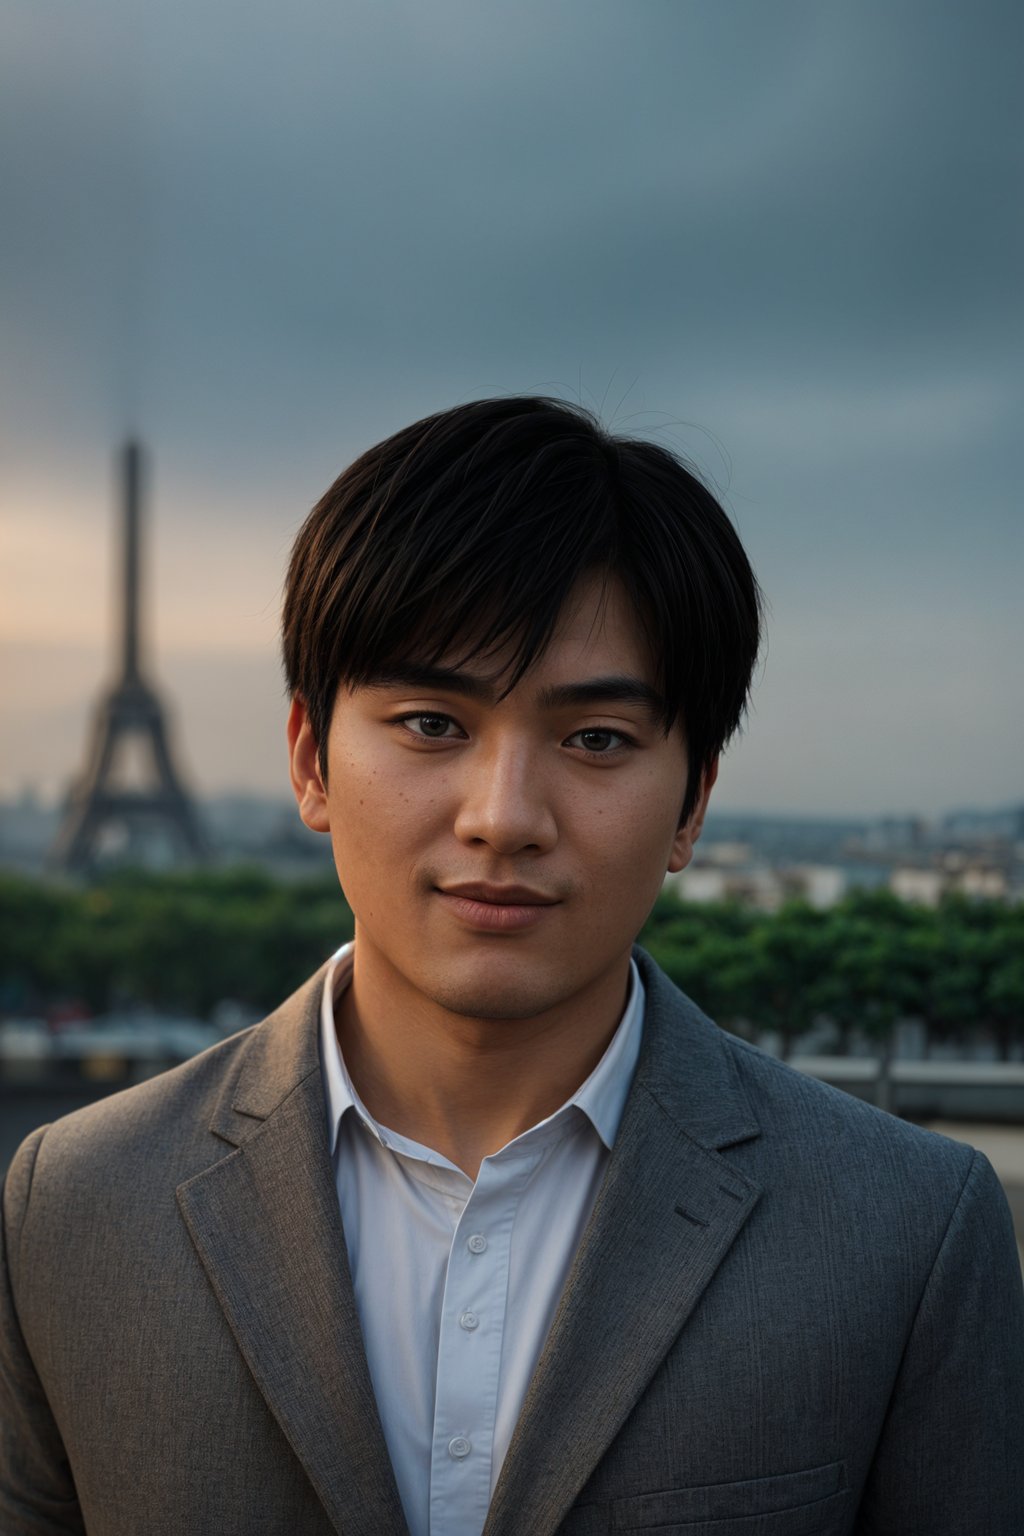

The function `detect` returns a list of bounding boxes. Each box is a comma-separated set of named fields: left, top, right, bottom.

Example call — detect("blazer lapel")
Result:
left=484, top=950, right=764, bottom=1536
left=177, top=967, right=408, bottom=1536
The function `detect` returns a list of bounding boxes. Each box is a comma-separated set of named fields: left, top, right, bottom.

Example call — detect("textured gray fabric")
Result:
left=1, top=947, right=1022, bottom=1535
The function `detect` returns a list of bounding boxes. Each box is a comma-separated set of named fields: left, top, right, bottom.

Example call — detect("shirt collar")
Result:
left=319, top=942, right=645, bottom=1157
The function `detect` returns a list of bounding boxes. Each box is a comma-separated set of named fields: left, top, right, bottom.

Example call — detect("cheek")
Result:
left=323, top=746, right=380, bottom=874
left=327, top=750, right=444, bottom=863
left=579, top=779, right=684, bottom=886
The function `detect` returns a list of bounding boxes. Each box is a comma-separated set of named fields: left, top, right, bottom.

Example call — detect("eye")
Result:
left=396, top=713, right=463, bottom=740
left=566, top=728, right=632, bottom=755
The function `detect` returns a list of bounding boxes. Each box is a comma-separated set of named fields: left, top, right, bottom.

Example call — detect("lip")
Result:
left=435, top=882, right=560, bottom=933
left=439, top=882, right=558, bottom=905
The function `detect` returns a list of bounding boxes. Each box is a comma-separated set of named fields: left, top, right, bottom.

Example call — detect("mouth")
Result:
left=434, top=882, right=561, bottom=932
left=439, top=882, right=558, bottom=905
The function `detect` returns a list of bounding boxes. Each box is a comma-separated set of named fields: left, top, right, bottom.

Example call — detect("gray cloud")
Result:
left=2, top=0, right=1021, bottom=814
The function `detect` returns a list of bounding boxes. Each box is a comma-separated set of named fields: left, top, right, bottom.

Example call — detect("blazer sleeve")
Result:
left=0, top=1126, right=86, bottom=1536
left=857, top=1147, right=1024, bottom=1534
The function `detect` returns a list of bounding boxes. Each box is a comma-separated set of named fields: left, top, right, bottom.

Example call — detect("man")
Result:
left=2, top=396, right=1022, bottom=1535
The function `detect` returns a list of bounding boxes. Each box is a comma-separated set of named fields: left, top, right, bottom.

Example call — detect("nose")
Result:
left=452, top=740, right=558, bottom=855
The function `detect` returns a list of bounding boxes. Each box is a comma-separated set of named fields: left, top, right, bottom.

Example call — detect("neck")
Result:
left=334, top=934, right=632, bottom=1180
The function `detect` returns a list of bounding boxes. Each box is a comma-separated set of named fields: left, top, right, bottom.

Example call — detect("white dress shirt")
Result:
left=319, top=944, right=645, bottom=1536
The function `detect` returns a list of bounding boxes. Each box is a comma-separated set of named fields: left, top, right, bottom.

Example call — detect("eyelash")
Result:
left=390, top=713, right=637, bottom=759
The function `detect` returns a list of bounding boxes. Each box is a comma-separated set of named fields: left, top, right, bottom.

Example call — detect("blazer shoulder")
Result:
left=720, top=1025, right=978, bottom=1193
left=7, top=960, right=330, bottom=1197
left=635, top=948, right=978, bottom=1203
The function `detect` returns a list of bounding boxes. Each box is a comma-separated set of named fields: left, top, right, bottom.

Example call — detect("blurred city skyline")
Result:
left=2, top=1, right=1021, bottom=818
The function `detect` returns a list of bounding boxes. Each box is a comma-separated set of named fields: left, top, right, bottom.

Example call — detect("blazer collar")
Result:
left=205, top=960, right=332, bottom=1148
left=483, top=948, right=764, bottom=1536
left=206, top=945, right=760, bottom=1153
left=179, top=957, right=409, bottom=1536
left=185, top=945, right=763, bottom=1536
left=209, top=944, right=762, bottom=1151
left=629, top=944, right=763, bottom=1151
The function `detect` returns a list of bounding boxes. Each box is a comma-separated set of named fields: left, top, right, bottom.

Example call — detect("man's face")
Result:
left=288, top=575, right=716, bottom=1025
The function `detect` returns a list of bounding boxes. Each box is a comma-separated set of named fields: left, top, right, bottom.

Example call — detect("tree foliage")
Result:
left=1, top=870, right=1021, bottom=1056
left=0, top=868, right=353, bottom=1019
left=640, top=887, right=1024, bottom=1059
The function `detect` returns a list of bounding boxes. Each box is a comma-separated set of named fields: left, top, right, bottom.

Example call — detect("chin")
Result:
left=426, top=965, right=569, bottom=1023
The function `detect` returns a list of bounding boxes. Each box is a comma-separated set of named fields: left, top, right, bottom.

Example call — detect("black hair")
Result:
left=282, top=395, right=764, bottom=825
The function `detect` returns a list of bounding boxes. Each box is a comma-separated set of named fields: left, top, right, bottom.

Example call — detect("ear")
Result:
left=287, top=697, right=331, bottom=833
left=667, top=756, right=719, bottom=874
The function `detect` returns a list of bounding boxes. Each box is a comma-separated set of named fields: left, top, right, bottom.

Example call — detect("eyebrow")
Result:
left=365, top=664, right=665, bottom=718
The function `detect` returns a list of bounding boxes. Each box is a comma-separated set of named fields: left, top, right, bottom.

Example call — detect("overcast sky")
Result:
left=2, top=0, right=1021, bottom=819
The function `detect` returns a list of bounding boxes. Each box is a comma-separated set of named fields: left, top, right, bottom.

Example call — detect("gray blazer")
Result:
left=2, top=947, right=1022, bottom=1535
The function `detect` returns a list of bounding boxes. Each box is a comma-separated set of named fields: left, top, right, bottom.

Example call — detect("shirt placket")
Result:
left=428, top=1149, right=541, bottom=1536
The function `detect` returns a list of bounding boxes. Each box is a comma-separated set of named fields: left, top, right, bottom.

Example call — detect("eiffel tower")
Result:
left=51, top=442, right=209, bottom=872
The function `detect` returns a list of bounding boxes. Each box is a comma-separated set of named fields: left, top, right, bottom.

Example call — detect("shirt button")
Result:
left=448, top=1436, right=472, bottom=1459
left=467, top=1234, right=487, bottom=1254
left=459, top=1310, right=479, bottom=1331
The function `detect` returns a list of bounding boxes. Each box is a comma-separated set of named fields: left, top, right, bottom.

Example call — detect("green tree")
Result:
left=820, top=897, right=930, bottom=1057
left=746, top=901, right=836, bottom=1059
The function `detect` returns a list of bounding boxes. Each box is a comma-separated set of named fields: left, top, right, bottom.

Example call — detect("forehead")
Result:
left=349, top=574, right=666, bottom=720
left=517, top=575, right=652, bottom=678
left=442, top=574, right=658, bottom=691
